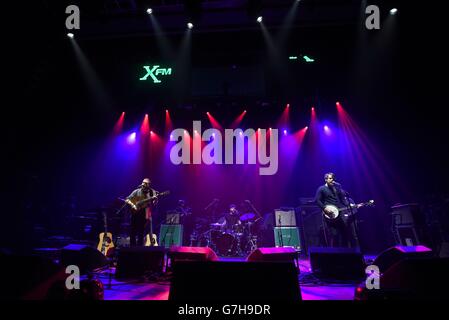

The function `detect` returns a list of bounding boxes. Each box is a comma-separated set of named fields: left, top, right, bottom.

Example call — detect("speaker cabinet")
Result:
left=309, top=247, right=366, bottom=280
left=159, top=224, right=183, bottom=248
left=60, top=244, right=109, bottom=274
left=115, top=246, right=167, bottom=278
left=274, top=208, right=297, bottom=226
left=373, top=245, right=433, bottom=273
left=273, top=227, right=301, bottom=250
left=169, top=261, right=301, bottom=301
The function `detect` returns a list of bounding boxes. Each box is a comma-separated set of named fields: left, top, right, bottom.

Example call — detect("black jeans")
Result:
left=325, top=215, right=358, bottom=248
left=130, top=210, right=146, bottom=246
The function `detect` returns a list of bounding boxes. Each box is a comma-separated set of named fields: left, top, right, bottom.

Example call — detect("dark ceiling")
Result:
left=25, top=0, right=406, bottom=39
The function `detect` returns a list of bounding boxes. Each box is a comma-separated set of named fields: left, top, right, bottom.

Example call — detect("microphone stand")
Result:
left=344, top=191, right=360, bottom=250
left=244, top=200, right=262, bottom=251
left=277, top=214, right=284, bottom=247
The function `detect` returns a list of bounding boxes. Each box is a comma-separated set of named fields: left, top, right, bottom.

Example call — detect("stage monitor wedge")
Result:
left=373, top=245, right=433, bottom=273
left=61, top=244, right=109, bottom=274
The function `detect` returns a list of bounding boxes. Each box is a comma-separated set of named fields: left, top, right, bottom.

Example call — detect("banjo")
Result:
left=323, top=200, right=374, bottom=220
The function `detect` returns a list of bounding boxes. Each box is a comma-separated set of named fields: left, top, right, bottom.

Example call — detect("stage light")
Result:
left=150, top=130, right=154, bottom=135
left=257, top=16, right=263, bottom=23
left=305, top=126, right=308, bottom=130
left=336, top=101, right=340, bottom=105
left=206, top=112, right=210, bottom=115
left=67, top=33, right=74, bottom=38
left=390, top=8, right=398, bottom=15
left=166, top=109, right=168, bottom=113
left=286, top=104, right=290, bottom=108
left=170, top=134, right=173, bottom=139
left=146, top=8, right=153, bottom=14
left=187, top=22, right=194, bottom=29
left=324, top=125, right=329, bottom=131
left=127, top=132, right=136, bottom=144
left=244, top=110, right=247, bottom=113
left=311, top=107, right=314, bottom=111
left=283, top=130, right=287, bottom=135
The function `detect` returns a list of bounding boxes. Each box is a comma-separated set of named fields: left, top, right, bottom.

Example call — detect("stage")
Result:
left=92, top=255, right=370, bottom=300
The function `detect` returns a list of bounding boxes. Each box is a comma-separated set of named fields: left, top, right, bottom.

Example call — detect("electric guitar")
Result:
left=323, top=200, right=374, bottom=220
left=97, top=211, right=114, bottom=256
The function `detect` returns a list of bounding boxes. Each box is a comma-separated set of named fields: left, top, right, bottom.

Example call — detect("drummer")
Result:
left=219, top=204, right=242, bottom=233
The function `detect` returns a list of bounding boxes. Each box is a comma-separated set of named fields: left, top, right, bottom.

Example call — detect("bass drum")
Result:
left=213, top=232, right=236, bottom=256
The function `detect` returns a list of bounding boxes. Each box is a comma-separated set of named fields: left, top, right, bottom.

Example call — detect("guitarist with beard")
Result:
left=125, top=178, right=159, bottom=247
left=315, top=172, right=359, bottom=249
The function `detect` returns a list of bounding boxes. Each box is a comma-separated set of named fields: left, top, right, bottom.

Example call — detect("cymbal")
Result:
left=210, top=223, right=222, bottom=227
left=240, top=213, right=255, bottom=221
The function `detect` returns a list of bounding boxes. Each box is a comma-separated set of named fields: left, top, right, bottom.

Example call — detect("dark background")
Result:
left=3, top=0, right=448, bottom=255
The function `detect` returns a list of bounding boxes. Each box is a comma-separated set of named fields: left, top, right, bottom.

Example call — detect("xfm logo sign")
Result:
left=139, top=65, right=173, bottom=83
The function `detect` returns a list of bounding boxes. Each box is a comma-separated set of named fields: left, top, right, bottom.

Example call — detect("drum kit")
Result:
left=190, top=212, right=260, bottom=256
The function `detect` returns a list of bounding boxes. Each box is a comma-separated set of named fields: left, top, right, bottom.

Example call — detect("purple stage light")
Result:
left=127, top=132, right=136, bottom=144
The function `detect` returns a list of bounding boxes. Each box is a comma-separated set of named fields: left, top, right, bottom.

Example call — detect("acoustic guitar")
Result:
left=128, top=191, right=170, bottom=212
left=97, top=211, right=114, bottom=256
left=144, top=233, right=158, bottom=247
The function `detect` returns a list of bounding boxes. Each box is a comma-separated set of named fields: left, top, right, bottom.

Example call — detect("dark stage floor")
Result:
left=88, top=255, right=369, bottom=300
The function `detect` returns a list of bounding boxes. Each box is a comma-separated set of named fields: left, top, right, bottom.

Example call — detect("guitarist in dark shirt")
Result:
left=315, top=173, right=357, bottom=248
left=125, top=178, right=159, bottom=247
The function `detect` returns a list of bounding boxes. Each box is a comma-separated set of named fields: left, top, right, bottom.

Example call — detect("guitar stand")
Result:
left=107, top=262, right=113, bottom=290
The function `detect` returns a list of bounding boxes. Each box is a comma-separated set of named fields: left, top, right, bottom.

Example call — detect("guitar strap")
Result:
left=145, top=207, right=152, bottom=220
left=144, top=188, right=156, bottom=219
